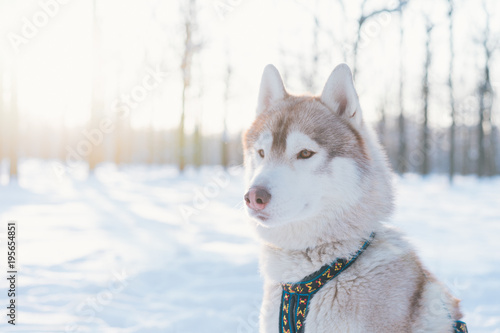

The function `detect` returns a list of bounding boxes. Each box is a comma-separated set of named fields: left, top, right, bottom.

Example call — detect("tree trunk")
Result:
left=148, top=124, right=155, bottom=165
left=491, top=125, right=499, bottom=175
left=193, top=124, right=202, bottom=167
left=89, top=0, right=104, bottom=173
left=478, top=0, right=493, bottom=177
left=421, top=20, right=433, bottom=175
left=9, top=68, right=19, bottom=183
left=448, top=0, right=456, bottom=182
left=179, top=0, right=198, bottom=172
left=478, top=87, right=486, bottom=176
left=114, top=115, right=122, bottom=165
left=398, top=12, right=407, bottom=174
left=352, top=0, right=368, bottom=79
left=222, top=62, right=232, bottom=169
left=179, top=86, right=186, bottom=171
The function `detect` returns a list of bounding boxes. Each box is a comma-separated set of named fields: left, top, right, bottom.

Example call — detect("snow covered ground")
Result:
left=0, top=160, right=499, bottom=332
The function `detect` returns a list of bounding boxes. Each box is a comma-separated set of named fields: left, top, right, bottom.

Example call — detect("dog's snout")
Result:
left=244, top=187, right=271, bottom=211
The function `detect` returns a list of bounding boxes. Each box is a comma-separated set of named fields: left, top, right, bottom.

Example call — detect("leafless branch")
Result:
left=359, top=0, right=410, bottom=26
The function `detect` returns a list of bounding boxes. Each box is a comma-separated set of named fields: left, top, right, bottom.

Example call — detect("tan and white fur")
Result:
left=242, top=64, right=463, bottom=332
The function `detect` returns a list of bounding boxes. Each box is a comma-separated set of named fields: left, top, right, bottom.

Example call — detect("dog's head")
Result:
left=242, top=64, right=393, bottom=249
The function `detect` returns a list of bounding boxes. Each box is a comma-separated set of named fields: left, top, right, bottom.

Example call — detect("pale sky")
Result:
left=0, top=0, right=498, bottom=135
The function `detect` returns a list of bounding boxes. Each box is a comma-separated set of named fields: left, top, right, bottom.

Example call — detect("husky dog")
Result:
left=242, top=64, right=464, bottom=332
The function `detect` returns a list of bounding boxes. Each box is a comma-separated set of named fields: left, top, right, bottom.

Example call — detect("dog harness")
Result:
left=278, top=233, right=468, bottom=333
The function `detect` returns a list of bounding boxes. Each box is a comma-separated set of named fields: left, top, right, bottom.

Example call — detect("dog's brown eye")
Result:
left=258, top=149, right=265, bottom=158
left=298, top=149, right=315, bottom=159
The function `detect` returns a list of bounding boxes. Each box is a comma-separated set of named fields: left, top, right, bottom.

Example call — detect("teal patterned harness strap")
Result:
left=278, top=233, right=469, bottom=333
left=454, top=320, right=468, bottom=333
left=279, top=233, right=375, bottom=333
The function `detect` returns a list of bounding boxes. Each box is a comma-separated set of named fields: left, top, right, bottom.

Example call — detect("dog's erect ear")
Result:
left=320, top=64, right=362, bottom=126
left=257, top=64, right=287, bottom=115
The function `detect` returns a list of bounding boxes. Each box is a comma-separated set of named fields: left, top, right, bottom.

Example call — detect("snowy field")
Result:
left=0, top=159, right=499, bottom=333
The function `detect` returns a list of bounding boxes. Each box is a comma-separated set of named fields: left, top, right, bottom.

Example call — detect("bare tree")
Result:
left=114, top=108, right=132, bottom=166
left=301, top=0, right=321, bottom=92
left=477, top=0, right=497, bottom=177
left=179, top=0, right=201, bottom=172
left=221, top=57, right=232, bottom=169
left=89, top=0, right=104, bottom=173
left=145, top=51, right=156, bottom=166
left=397, top=10, right=407, bottom=174
left=447, top=0, right=456, bottom=182
left=9, top=66, right=19, bottom=183
left=292, top=0, right=343, bottom=72
left=114, top=84, right=125, bottom=166
left=147, top=107, right=156, bottom=165
left=352, top=0, right=409, bottom=79
left=420, top=18, right=434, bottom=175
left=193, top=83, right=203, bottom=168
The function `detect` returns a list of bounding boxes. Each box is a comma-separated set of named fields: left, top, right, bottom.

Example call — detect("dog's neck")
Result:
left=259, top=227, right=377, bottom=283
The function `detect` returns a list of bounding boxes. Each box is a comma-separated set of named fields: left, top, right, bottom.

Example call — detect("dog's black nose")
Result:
left=244, top=187, right=271, bottom=210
